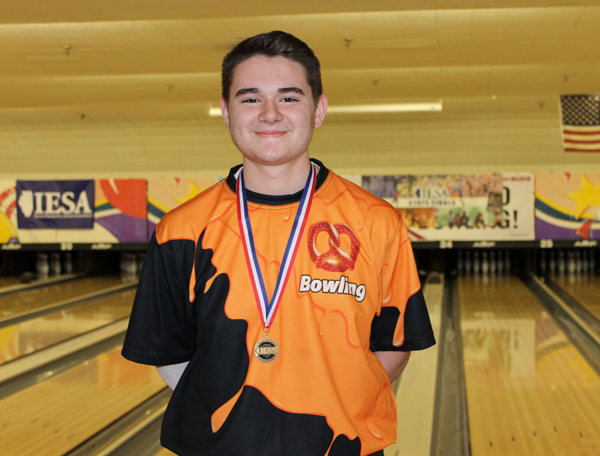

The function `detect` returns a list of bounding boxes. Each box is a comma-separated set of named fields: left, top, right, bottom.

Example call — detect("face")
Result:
left=220, top=55, right=327, bottom=168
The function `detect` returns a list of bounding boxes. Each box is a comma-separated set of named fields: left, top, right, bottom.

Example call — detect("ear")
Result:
left=314, top=95, right=328, bottom=129
left=220, top=97, right=231, bottom=131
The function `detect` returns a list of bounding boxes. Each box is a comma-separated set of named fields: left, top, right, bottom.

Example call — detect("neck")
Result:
left=242, top=157, right=312, bottom=195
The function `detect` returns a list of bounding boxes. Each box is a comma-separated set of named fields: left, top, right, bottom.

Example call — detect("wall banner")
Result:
left=95, top=179, right=148, bottom=243
left=147, top=177, right=217, bottom=232
left=16, top=180, right=95, bottom=229
left=362, top=173, right=534, bottom=241
left=535, top=173, right=600, bottom=240
left=0, top=180, right=19, bottom=243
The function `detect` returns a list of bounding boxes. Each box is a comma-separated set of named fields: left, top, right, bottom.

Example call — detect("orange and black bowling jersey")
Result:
left=123, top=160, right=435, bottom=456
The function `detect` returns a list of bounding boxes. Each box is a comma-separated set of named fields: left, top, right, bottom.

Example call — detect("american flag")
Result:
left=560, top=94, right=600, bottom=152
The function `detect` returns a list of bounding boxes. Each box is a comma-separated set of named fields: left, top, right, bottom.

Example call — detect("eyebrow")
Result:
left=279, top=87, right=306, bottom=96
left=234, top=87, right=306, bottom=97
left=235, top=88, right=259, bottom=97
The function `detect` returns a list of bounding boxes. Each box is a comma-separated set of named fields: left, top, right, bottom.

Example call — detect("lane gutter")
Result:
left=523, top=272, right=600, bottom=377
left=430, top=273, right=471, bottom=456
left=0, top=272, right=86, bottom=297
left=541, top=275, right=600, bottom=336
left=0, top=320, right=128, bottom=400
left=65, top=388, right=172, bottom=456
left=0, top=318, right=129, bottom=385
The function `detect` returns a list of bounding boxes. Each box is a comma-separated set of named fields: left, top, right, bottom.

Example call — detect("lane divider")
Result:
left=529, top=272, right=600, bottom=347
left=0, top=318, right=129, bottom=384
left=0, top=280, right=138, bottom=329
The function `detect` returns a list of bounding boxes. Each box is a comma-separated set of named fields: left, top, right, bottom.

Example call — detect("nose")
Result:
left=258, top=99, right=283, bottom=123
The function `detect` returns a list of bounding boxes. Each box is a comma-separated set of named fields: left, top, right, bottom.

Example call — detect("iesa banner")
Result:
left=16, top=180, right=95, bottom=229
left=362, top=173, right=535, bottom=241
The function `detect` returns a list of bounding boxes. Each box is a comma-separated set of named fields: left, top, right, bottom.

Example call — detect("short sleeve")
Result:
left=122, top=231, right=198, bottom=365
left=370, top=220, right=436, bottom=352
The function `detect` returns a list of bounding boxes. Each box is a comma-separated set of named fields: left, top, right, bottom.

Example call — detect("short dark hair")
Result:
left=221, top=31, right=323, bottom=106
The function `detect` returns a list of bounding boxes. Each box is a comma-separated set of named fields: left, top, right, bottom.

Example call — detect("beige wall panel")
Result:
left=1, top=109, right=598, bottom=179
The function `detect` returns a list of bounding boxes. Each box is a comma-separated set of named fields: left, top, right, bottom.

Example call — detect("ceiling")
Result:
left=1, top=1, right=599, bottom=177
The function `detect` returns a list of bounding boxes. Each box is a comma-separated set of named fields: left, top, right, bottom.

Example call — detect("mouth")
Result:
left=255, top=131, right=286, bottom=138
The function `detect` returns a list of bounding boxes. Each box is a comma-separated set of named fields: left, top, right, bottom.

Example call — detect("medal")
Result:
left=254, top=330, right=280, bottom=363
left=237, top=163, right=317, bottom=362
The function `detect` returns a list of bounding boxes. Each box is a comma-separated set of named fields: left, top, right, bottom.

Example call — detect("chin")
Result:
left=245, top=152, right=305, bottom=167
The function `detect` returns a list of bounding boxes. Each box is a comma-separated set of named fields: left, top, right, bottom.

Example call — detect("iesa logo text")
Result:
left=18, top=191, right=93, bottom=218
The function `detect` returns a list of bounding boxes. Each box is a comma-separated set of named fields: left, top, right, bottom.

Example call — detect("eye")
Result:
left=241, top=98, right=260, bottom=103
left=281, top=97, right=298, bottom=103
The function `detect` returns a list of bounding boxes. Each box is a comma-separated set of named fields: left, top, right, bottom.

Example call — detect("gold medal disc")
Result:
left=254, top=337, right=279, bottom=363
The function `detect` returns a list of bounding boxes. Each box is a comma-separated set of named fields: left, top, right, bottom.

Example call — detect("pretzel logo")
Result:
left=307, top=222, right=360, bottom=272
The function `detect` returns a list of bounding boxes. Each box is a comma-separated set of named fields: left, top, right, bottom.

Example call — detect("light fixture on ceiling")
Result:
left=326, top=101, right=442, bottom=114
left=207, top=100, right=442, bottom=117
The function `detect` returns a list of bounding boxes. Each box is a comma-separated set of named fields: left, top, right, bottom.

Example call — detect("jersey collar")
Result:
left=226, top=158, right=329, bottom=206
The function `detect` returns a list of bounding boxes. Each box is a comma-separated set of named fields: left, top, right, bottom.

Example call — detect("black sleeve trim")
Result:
left=370, top=289, right=436, bottom=352
left=385, top=333, right=436, bottom=352
left=121, top=346, right=194, bottom=367
left=121, top=233, right=199, bottom=365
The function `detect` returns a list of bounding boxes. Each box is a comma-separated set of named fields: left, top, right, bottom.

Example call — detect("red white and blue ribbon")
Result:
left=237, top=163, right=317, bottom=328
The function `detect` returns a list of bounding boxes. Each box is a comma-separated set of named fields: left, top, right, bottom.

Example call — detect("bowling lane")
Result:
left=459, top=275, right=600, bottom=455
left=0, top=345, right=166, bottom=455
left=0, top=288, right=135, bottom=365
left=552, top=274, right=600, bottom=322
left=0, top=275, right=132, bottom=320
